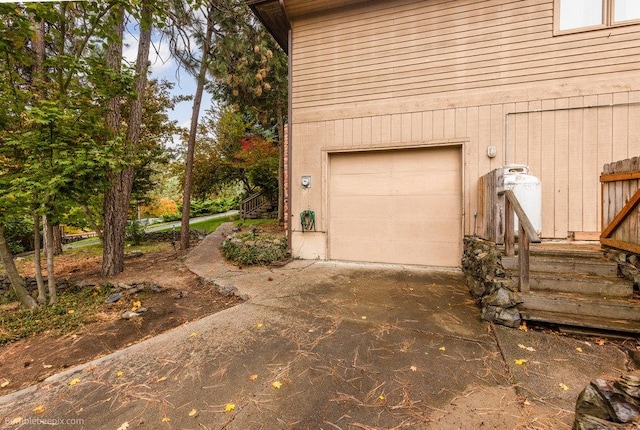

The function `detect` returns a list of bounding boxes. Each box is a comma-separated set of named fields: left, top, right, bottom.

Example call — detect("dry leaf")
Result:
left=596, top=339, right=606, bottom=346
left=224, top=403, right=236, bottom=413
left=116, top=371, right=124, bottom=377
left=559, top=383, right=569, bottom=391
left=514, top=359, right=528, bottom=365
left=576, top=347, right=583, bottom=353
left=67, top=309, right=75, bottom=314
left=188, top=408, right=198, bottom=417
left=131, top=301, right=141, bottom=311
left=43, top=364, right=52, bottom=369
left=9, top=418, right=22, bottom=425
left=518, top=322, right=528, bottom=332
left=0, top=380, right=10, bottom=388
left=157, top=376, right=167, bottom=382
left=116, top=422, right=130, bottom=430
left=378, top=395, right=385, bottom=401
left=518, top=344, right=536, bottom=352
left=361, top=316, right=367, bottom=320
left=189, top=332, right=199, bottom=338
left=256, top=323, right=264, bottom=328
left=161, top=416, right=170, bottom=423
left=410, top=365, right=417, bottom=372
left=68, top=378, right=80, bottom=386
left=33, top=405, right=45, bottom=414
left=439, top=346, right=446, bottom=351
left=249, top=374, right=258, bottom=381
left=272, top=381, right=282, bottom=389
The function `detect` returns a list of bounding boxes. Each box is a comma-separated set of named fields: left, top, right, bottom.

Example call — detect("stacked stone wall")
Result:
left=462, top=236, right=523, bottom=328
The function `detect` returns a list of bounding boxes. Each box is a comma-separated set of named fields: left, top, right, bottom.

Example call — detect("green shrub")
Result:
left=222, top=232, right=288, bottom=266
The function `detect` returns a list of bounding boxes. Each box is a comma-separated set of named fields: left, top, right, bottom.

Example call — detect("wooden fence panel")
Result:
left=601, top=156, right=640, bottom=254
left=477, top=168, right=504, bottom=243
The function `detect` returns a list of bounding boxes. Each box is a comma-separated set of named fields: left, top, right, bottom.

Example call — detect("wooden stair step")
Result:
left=511, top=272, right=632, bottom=297
left=519, top=308, right=640, bottom=334
left=502, top=255, right=618, bottom=277
left=519, top=291, right=640, bottom=322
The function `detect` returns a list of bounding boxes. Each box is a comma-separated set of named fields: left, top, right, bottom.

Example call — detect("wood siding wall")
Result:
left=289, top=0, right=640, bottom=241
left=291, top=0, right=640, bottom=114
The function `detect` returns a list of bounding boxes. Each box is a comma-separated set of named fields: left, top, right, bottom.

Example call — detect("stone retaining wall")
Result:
left=462, top=236, right=523, bottom=328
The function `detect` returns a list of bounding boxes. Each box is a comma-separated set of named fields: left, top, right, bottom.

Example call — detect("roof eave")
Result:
left=247, top=0, right=290, bottom=54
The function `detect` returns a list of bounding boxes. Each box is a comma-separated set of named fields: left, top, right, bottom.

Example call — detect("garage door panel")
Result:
left=392, top=196, right=460, bottom=218
left=390, top=219, right=461, bottom=242
left=331, top=218, right=391, bottom=240
left=331, top=196, right=392, bottom=218
left=332, top=173, right=391, bottom=196
left=391, top=171, right=460, bottom=195
left=329, top=147, right=462, bottom=267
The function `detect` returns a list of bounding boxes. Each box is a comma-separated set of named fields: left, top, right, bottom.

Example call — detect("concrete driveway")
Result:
left=0, top=225, right=628, bottom=429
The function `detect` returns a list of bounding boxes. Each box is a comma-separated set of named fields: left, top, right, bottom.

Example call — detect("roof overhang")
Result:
left=247, top=0, right=290, bottom=54
left=247, top=0, right=378, bottom=55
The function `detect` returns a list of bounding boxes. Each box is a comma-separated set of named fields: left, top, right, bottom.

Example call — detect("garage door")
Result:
left=328, top=147, right=462, bottom=267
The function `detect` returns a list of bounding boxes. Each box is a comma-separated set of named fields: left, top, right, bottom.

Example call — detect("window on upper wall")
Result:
left=556, top=0, right=640, bottom=32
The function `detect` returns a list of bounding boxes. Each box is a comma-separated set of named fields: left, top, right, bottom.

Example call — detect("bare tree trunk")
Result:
left=52, top=224, right=62, bottom=255
left=0, top=224, right=38, bottom=310
left=101, top=5, right=125, bottom=276
left=102, top=2, right=152, bottom=276
left=33, top=213, right=46, bottom=304
left=43, top=215, right=57, bottom=304
left=180, top=8, right=214, bottom=251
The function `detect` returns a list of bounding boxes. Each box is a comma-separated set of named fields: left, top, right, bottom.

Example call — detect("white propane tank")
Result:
left=502, top=164, right=542, bottom=236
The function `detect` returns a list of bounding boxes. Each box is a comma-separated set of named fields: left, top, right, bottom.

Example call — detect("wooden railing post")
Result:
left=504, top=195, right=514, bottom=256
left=518, top=222, right=530, bottom=292
left=497, top=189, right=539, bottom=293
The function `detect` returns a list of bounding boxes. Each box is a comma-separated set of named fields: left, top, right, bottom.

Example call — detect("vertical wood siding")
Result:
left=289, top=0, right=640, bottom=240
left=291, top=0, right=640, bottom=111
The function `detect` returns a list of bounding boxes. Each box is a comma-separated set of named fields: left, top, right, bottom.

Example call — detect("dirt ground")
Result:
left=0, top=241, right=243, bottom=396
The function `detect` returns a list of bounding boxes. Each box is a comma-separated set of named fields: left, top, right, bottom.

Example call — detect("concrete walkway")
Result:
left=0, top=224, right=630, bottom=429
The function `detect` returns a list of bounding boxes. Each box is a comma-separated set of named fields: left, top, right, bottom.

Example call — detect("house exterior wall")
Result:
left=287, top=0, right=640, bottom=261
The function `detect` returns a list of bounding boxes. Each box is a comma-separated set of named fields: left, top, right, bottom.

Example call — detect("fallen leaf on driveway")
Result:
left=518, top=344, right=535, bottom=352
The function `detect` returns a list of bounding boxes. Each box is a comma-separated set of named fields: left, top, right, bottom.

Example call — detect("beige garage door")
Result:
left=328, top=146, right=462, bottom=267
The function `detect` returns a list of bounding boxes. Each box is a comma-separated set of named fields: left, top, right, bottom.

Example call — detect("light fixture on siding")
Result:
left=487, top=145, right=497, bottom=158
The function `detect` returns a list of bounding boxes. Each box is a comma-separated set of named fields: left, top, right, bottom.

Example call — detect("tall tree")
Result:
left=163, top=0, right=242, bottom=250
left=102, top=0, right=153, bottom=275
